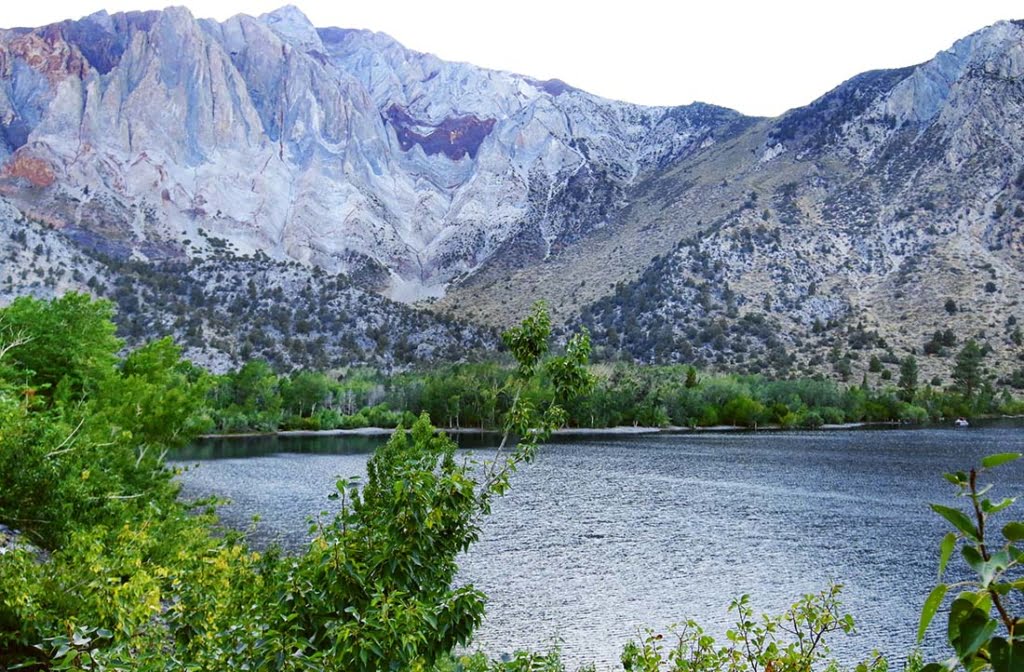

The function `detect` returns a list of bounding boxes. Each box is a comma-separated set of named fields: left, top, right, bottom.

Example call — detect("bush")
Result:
left=620, top=586, right=880, bottom=672
left=818, top=406, right=847, bottom=425
left=798, top=409, right=824, bottom=428
left=1, top=300, right=595, bottom=670
left=918, top=452, right=1024, bottom=672
left=897, top=403, right=929, bottom=424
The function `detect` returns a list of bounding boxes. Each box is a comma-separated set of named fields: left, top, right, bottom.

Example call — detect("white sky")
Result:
left=3, top=1, right=1022, bottom=116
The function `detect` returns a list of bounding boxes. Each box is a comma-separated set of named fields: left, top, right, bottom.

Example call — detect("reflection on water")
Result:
left=177, top=431, right=498, bottom=460
left=171, top=424, right=1024, bottom=670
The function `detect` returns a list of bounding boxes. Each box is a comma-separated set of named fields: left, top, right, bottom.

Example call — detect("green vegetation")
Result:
left=619, top=585, right=883, bottom=672
left=0, top=296, right=599, bottom=670
left=1, top=293, right=1022, bottom=671
left=206, top=357, right=1024, bottom=435
left=917, top=452, right=1024, bottom=672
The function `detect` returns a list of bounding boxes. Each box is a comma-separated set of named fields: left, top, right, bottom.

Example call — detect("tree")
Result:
left=292, top=302, right=594, bottom=669
left=834, top=356, right=852, bottom=381
left=684, top=365, right=701, bottom=389
left=281, top=370, right=332, bottom=417
left=0, top=293, right=121, bottom=401
left=952, top=340, right=985, bottom=401
left=898, top=355, right=918, bottom=402
left=293, top=415, right=487, bottom=669
left=1, top=300, right=595, bottom=670
left=216, top=359, right=282, bottom=430
left=0, top=304, right=207, bottom=550
left=95, top=337, right=210, bottom=449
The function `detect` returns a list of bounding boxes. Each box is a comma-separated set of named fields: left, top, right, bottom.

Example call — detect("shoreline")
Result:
left=199, top=421, right=889, bottom=440
left=196, top=414, right=1024, bottom=441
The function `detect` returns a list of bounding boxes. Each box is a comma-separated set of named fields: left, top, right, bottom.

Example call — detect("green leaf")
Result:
left=963, top=546, right=985, bottom=573
left=920, top=662, right=958, bottom=672
left=984, top=498, right=1016, bottom=514
left=919, top=584, right=947, bottom=643
left=962, top=546, right=1001, bottom=586
left=983, top=453, right=1022, bottom=469
left=1004, top=522, right=1024, bottom=542
left=931, top=504, right=979, bottom=540
left=990, top=638, right=1024, bottom=672
left=949, top=597, right=998, bottom=662
left=944, top=471, right=969, bottom=487
left=939, top=532, right=957, bottom=579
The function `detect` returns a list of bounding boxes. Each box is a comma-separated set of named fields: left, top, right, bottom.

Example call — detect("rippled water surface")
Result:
left=172, top=425, right=1024, bottom=669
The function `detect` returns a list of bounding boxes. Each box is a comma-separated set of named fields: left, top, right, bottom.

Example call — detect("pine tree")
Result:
left=952, top=340, right=984, bottom=400
left=898, top=356, right=918, bottom=402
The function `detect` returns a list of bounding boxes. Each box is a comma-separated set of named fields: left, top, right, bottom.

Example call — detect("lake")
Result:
left=171, top=423, right=1024, bottom=669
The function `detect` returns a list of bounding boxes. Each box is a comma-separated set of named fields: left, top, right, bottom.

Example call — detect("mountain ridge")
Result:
left=2, top=4, right=740, bottom=300
left=2, top=7, right=1024, bottom=385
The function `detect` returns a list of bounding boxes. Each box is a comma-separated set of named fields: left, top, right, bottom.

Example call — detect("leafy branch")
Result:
left=918, top=452, right=1024, bottom=672
left=480, top=301, right=595, bottom=513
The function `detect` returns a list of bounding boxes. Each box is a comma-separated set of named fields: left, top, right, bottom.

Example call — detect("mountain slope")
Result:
left=528, top=21, right=1024, bottom=382
left=0, top=196, right=495, bottom=372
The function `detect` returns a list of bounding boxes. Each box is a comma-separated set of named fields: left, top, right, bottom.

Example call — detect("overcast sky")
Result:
left=3, top=1, right=1021, bottom=116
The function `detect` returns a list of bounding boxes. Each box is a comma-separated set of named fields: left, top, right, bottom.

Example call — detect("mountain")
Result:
left=2, top=7, right=1023, bottom=384
left=0, top=5, right=741, bottom=301
left=444, top=20, right=1024, bottom=384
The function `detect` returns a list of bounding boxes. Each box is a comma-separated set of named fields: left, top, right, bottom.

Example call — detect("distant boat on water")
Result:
left=954, top=417, right=970, bottom=428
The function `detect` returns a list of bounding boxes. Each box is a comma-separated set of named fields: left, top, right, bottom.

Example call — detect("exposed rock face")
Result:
left=0, top=5, right=739, bottom=301
left=3, top=8, right=1024, bottom=381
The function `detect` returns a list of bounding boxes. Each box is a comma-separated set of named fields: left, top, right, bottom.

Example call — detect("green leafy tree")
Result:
left=282, top=370, right=332, bottom=417
left=0, top=304, right=207, bottom=550
left=684, top=366, right=701, bottom=389
left=95, top=337, right=210, bottom=448
left=0, top=292, right=121, bottom=401
left=1, top=299, right=595, bottom=671
left=952, top=340, right=985, bottom=401
left=211, top=359, right=282, bottom=431
left=485, top=301, right=595, bottom=500
left=721, top=395, right=765, bottom=428
left=287, top=415, right=488, bottom=669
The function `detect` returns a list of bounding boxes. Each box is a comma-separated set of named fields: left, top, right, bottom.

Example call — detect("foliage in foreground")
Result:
left=917, top=451, right=1024, bottom=672
left=620, top=585, right=885, bottom=672
left=0, top=297, right=597, bottom=670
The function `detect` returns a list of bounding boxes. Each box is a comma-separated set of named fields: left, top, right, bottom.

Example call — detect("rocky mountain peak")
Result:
left=258, top=5, right=323, bottom=53
left=0, top=5, right=741, bottom=300
left=881, top=20, right=1024, bottom=126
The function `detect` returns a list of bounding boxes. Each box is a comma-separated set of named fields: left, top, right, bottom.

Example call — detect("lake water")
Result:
left=171, top=424, right=1024, bottom=669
